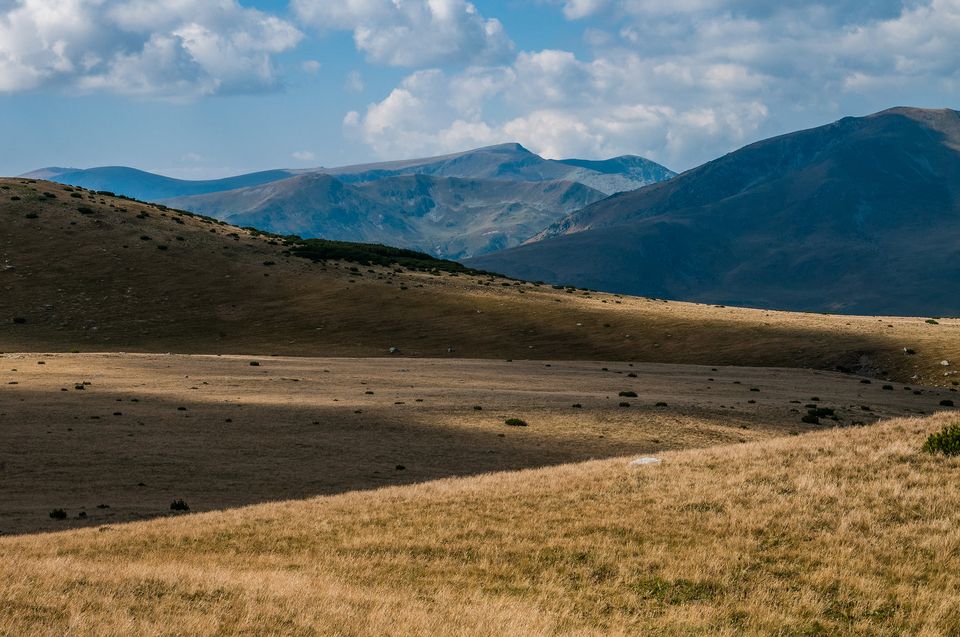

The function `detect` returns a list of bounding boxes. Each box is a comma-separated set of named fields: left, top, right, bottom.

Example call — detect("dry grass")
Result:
left=7, top=352, right=954, bottom=534
left=2, top=412, right=959, bottom=635
left=1, top=178, right=958, bottom=385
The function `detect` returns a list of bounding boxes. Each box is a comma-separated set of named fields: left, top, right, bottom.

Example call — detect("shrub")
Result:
left=619, top=402, right=631, bottom=407
left=505, top=418, right=527, bottom=427
left=24, top=212, right=38, bottom=219
left=77, top=206, right=94, bottom=214
left=49, top=508, right=67, bottom=520
left=619, top=391, right=638, bottom=398
left=170, top=499, right=190, bottom=511
left=922, top=423, right=960, bottom=456
left=941, top=400, right=955, bottom=407
left=801, top=414, right=820, bottom=424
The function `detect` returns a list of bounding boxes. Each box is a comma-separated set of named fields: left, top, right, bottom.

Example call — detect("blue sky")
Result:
left=1, top=0, right=957, bottom=178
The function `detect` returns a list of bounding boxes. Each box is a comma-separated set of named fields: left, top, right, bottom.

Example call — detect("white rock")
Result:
left=941, top=360, right=951, bottom=366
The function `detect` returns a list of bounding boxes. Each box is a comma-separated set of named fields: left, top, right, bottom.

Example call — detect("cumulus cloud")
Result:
left=291, top=150, right=316, bottom=161
left=293, top=0, right=513, bottom=67
left=349, top=0, right=960, bottom=169
left=345, top=50, right=772, bottom=168
left=0, top=0, right=302, bottom=97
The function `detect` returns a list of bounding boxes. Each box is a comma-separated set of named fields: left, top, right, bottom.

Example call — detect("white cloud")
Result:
left=349, top=0, right=960, bottom=169
left=292, top=150, right=316, bottom=161
left=346, top=51, right=773, bottom=168
left=0, top=0, right=302, bottom=97
left=345, top=69, right=365, bottom=92
left=293, top=0, right=514, bottom=67
left=301, top=59, right=322, bottom=73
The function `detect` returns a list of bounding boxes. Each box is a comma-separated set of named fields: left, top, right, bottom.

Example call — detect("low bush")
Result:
left=170, top=499, right=190, bottom=512
left=922, top=423, right=960, bottom=456
left=49, top=508, right=67, bottom=520
left=505, top=418, right=527, bottom=427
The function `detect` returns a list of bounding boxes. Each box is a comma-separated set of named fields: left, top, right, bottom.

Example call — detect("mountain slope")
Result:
left=165, top=172, right=608, bottom=259
left=470, top=107, right=960, bottom=316
left=325, top=143, right=676, bottom=195
left=25, top=144, right=675, bottom=202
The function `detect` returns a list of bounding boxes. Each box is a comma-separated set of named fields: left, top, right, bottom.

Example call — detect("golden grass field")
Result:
left=2, top=412, right=959, bottom=635
left=2, top=352, right=953, bottom=535
left=1, top=178, right=959, bottom=634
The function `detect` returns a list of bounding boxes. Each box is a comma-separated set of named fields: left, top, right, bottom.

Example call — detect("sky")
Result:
left=1, top=0, right=958, bottom=178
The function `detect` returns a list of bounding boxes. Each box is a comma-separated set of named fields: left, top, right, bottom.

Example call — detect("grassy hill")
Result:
left=2, top=412, right=958, bottom=635
left=1, top=178, right=958, bottom=386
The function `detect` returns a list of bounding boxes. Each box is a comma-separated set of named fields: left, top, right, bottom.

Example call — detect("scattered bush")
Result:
left=619, top=391, right=638, bottom=398
left=505, top=418, right=528, bottom=427
left=77, top=206, right=94, bottom=215
left=170, top=499, right=190, bottom=511
left=49, top=508, right=67, bottom=520
left=941, top=400, right=955, bottom=407
left=801, top=414, right=820, bottom=424
left=922, top=423, right=960, bottom=456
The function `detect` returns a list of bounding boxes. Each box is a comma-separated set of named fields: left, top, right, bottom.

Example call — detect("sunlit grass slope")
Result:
left=2, top=412, right=958, bottom=635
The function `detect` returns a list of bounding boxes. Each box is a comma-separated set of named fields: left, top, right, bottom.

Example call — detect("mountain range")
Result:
left=21, top=107, right=960, bottom=315
left=26, top=144, right=675, bottom=259
left=165, top=172, right=606, bottom=259
left=470, top=107, right=960, bottom=315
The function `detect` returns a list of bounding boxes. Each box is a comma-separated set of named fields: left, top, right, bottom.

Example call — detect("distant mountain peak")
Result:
left=470, top=106, right=960, bottom=316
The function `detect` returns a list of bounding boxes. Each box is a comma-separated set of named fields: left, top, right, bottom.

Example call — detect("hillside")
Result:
left=470, top=108, right=960, bottom=316
left=165, top=172, right=607, bottom=259
left=3, top=412, right=959, bottom=634
left=1, top=178, right=959, bottom=385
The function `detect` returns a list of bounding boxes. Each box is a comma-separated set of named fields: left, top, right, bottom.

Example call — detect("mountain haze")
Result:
left=165, top=172, right=608, bottom=259
left=20, top=166, right=303, bottom=201
left=25, top=144, right=675, bottom=259
left=470, top=107, right=960, bottom=316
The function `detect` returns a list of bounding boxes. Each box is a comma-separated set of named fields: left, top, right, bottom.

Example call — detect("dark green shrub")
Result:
left=170, top=499, right=190, bottom=511
left=49, top=508, right=67, bottom=520
left=801, top=414, right=820, bottom=424
left=941, top=400, right=955, bottom=407
left=619, top=391, right=638, bottom=398
left=505, top=418, right=527, bottom=427
left=77, top=206, right=94, bottom=214
left=922, top=423, right=960, bottom=456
